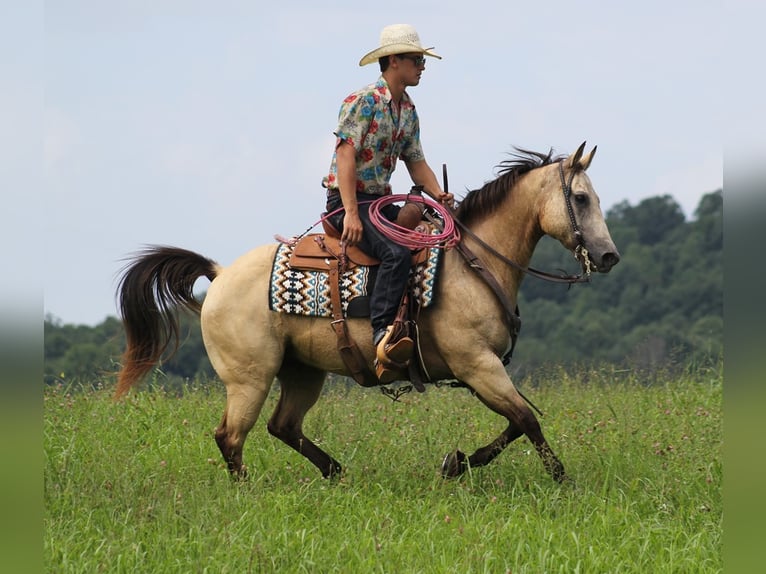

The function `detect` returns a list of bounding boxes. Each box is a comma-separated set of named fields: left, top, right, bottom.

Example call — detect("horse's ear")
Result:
left=565, top=141, right=587, bottom=170
left=579, top=145, right=597, bottom=171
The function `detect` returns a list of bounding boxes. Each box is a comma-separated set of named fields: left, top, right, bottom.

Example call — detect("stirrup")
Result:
left=375, top=326, right=414, bottom=365
left=374, top=358, right=408, bottom=384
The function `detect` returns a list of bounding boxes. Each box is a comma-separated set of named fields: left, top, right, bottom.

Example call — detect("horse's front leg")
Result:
left=444, top=356, right=567, bottom=483
left=441, top=420, right=522, bottom=478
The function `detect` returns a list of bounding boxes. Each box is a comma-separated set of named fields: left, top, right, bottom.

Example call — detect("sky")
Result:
left=7, top=1, right=734, bottom=327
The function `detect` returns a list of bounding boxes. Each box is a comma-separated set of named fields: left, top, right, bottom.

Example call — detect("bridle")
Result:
left=558, top=161, right=593, bottom=277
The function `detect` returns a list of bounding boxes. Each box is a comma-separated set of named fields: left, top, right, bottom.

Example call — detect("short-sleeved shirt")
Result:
left=322, top=77, right=425, bottom=196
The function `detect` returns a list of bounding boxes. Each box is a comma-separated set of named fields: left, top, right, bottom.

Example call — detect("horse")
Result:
left=114, top=142, right=620, bottom=484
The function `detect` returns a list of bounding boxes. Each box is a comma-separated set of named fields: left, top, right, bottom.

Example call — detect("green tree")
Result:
left=515, top=190, right=722, bottom=375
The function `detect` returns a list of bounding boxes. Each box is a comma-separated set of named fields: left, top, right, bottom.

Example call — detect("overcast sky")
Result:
left=14, top=1, right=733, bottom=326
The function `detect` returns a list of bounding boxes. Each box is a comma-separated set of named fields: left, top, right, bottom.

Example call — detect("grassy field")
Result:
left=44, top=366, right=722, bottom=573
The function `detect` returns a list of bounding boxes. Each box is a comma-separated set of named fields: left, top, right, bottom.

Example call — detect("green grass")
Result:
left=44, top=366, right=722, bottom=573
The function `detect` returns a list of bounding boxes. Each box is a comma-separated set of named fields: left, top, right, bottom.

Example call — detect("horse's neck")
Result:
left=466, top=186, right=543, bottom=289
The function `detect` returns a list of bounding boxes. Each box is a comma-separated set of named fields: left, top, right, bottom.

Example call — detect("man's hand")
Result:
left=404, top=160, right=455, bottom=210
left=436, top=191, right=455, bottom=209
left=341, top=212, right=364, bottom=246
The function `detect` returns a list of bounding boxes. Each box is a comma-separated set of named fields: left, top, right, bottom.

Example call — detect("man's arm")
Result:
left=405, top=159, right=454, bottom=207
left=336, top=141, right=364, bottom=245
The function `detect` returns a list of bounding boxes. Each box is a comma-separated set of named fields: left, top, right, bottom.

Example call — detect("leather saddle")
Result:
left=288, top=219, right=429, bottom=272
left=285, top=217, right=430, bottom=391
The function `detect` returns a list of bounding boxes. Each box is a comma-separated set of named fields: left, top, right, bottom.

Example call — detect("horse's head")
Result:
left=538, top=142, right=620, bottom=273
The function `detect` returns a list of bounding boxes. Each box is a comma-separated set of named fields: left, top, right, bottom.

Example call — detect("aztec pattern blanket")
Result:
left=269, top=242, right=442, bottom=318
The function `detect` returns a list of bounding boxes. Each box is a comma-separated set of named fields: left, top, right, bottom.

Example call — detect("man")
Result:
left=322, top=24, right=454, bottom=380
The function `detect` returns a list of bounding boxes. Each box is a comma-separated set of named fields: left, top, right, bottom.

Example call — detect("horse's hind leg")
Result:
left=214, top=375, right=274, bottom=478
left=267, top=361, right=340, bottom=479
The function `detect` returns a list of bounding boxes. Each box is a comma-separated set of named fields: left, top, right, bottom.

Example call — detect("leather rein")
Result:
left=450, top=161, right=592, bottom=286
left=436, top=161, right=593, bottom=368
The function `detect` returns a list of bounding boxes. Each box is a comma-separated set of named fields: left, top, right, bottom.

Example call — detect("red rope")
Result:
left=275, top=195, right=460, bottom=250
left=368, top=194, right=460, bottom=249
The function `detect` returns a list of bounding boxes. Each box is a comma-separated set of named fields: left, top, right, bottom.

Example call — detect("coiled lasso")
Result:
left=367, top=193, right=460, bottom=250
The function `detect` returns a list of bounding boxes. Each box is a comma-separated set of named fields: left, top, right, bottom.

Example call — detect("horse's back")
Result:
left=207, top=242, right=277, bottom=295
left=201, top=244, right=283, bottom=364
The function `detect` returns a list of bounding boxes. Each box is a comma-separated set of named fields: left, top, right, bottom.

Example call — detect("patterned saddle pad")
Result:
left=269, top=242, right=442, bottom=317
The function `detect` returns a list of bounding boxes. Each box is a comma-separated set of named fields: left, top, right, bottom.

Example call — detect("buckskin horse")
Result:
left=114, top=142, right=620, bottom=483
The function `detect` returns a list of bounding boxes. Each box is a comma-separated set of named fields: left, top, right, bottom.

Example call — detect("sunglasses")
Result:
left=398, top=54, right=426, bottom=67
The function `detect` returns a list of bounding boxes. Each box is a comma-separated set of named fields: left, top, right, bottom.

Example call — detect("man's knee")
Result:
left=387, top=243, right=411, bottom=268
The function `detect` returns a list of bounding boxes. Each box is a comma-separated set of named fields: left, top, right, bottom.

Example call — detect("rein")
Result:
left=452, top=218, right=590, bottom=285
left=447, top=161, right=591, bottom=285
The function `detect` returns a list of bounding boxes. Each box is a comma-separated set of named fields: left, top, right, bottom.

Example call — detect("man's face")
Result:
left=394, top=53, right=426, bottom=86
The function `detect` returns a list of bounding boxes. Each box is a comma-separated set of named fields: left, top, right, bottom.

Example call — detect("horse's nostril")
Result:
left=602, top=252, right=620, bottom=269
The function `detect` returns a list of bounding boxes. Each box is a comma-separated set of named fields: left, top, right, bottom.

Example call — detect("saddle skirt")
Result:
left=269, top=234, right=442, bottom=318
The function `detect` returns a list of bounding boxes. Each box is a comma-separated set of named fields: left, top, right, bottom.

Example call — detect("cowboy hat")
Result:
left=359, top=24, right=442, bottom=66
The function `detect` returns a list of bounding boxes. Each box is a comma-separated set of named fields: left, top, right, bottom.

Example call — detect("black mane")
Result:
left=454, top=148, right=564, bottom=225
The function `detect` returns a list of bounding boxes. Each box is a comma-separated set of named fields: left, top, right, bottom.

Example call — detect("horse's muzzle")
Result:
left=592, top=250, right=620, bottom=273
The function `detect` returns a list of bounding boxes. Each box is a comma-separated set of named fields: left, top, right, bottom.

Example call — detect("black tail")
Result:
left=115, top=246, right=218, bottom=398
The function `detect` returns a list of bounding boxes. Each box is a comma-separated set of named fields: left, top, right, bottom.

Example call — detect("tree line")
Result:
left=514, top=190, right=722, bottom=376
left=44, top=189, right=722, bottom=389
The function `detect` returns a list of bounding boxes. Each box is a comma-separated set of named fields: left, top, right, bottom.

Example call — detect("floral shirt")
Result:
left=322, top=77, right=425, bottom=196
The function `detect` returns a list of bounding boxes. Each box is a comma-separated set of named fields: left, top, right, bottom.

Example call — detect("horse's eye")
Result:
left=574, top=194, right=588, bottom=206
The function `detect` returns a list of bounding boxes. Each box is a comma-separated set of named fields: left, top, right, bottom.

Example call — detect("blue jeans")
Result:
left=326, top=192, right=410, bottom=338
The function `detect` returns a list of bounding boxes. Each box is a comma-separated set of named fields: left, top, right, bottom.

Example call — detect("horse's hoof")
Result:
left=229, top=465, right=248, bottom=482
left=547, top=460, right=568, bottom=484
left=323, top=461, right=343, bottom=480
left=441, top=450, right=467, bottom=478
left=561, top=476, right=575, bottom=487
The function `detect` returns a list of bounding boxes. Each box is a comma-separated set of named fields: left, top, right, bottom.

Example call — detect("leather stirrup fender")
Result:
left=327, top=259, right=379, bottom=387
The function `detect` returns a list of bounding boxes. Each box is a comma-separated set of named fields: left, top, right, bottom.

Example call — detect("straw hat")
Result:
left=359, top=24, right=441, bottom=66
